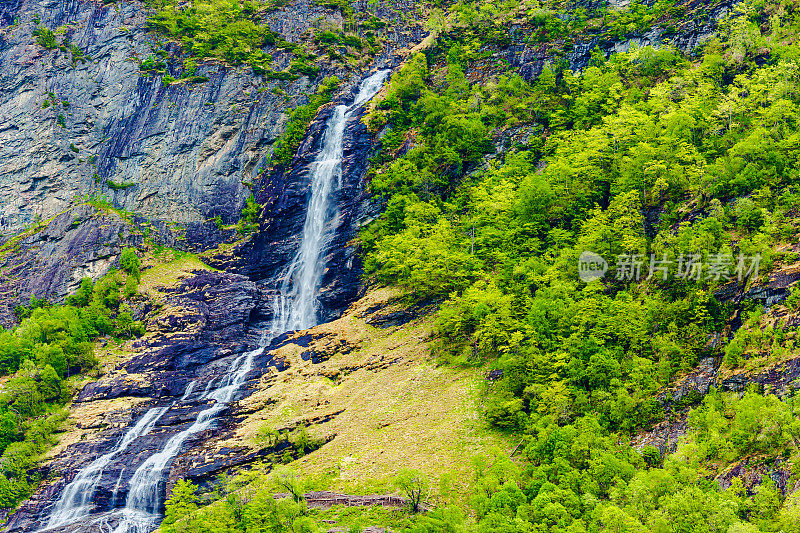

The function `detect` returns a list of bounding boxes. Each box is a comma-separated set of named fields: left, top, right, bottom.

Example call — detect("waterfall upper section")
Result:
left=270, top=70, right=390, bottom=334
left=209, top=69, right=395, bottom=328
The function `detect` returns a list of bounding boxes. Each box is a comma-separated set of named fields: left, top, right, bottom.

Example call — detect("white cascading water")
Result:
left=271, top=69, right=390, bottom=333
left=43, top=405, right=171, bottom=530
left=110, top=350, right=262, bottom=533
left=39, top=70, right=389, bottom=533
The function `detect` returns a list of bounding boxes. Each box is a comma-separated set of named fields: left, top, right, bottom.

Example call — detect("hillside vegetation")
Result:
left=0, top=235, right=146, bottom=508
left=154, top=0, right=800, bottom=531
left=14, top=0, right=800, bottom=530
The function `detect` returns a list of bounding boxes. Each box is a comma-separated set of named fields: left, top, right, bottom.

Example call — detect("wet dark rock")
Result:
left=178, top=446, right=273, bottom=483
left=79, top=272, right=258, bottom=403
left=720, top=357, right=800, bottom=398
left=657, top=357, right=719, bottom=408
left=4, top=269, right=268, bottom=532
left=486, top=369, right=504, bottom=381
left=362, top=297, right=440, bottom=328
left=632, top=408, right=690, bottom=456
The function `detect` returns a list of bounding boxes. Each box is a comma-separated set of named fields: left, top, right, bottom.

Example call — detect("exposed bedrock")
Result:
left=4, top=270, right=270, bottom=532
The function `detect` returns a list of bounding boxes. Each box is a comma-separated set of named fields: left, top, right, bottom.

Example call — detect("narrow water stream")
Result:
left=38, top=69, right=389, bottom=533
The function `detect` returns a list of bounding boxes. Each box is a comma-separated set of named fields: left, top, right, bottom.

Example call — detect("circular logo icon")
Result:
left=578, top=251, right=608, bottom=282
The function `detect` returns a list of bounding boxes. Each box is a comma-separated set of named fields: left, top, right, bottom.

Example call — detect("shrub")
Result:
left=236, top=194, right=261, bottom=235
left=140, top=54, right=166, bottom=72
left=120, top=248, right=141, bottom=281
left=115, top=305, right=145, bottom=338
left=70, top=44, right=85, bottom=64
left=123, top=275, right=138, bottom=298
left=106, top=179, right=135, bottom=190
left=394, top=469, right=430, bottom=513
left=147, top=0, right=283, bottom=71
left=270, top=76, right=340, bottom=166
left=33, top=26, right=57, bottom=49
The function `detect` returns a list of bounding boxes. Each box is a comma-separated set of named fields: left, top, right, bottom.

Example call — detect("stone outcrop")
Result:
left=0, top=204, right=141, bottom=326
left=276, top=491, right=406, bottom=509
left=0, top=201, right=237, bottom=327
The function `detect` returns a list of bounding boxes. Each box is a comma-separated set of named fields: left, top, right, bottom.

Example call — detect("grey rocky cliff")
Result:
left=2, top=0, right=248, bottom=231
left=0, top=0, right=427, bottom=319
left=0, top=204, right=141, bottom=326
left=0, top=0, right=421, bottom=236
left=0, top=201, right=236, bottom=327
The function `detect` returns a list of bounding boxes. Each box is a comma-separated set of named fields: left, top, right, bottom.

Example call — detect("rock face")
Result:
left=484, top=0, right=742, bottom=82
left=0, top=201, right=239, bottom=327
left=0, top=204, right=142, bottom=326
left=0, top=0, right=419, bottom=236
left=4, top=269, right=271, bottom=532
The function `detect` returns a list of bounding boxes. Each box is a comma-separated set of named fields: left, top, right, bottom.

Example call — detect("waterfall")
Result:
left=43, top=405, right=171, bottom=530
left=39, top=69, right=389, bottom=533
left=110, top=349, right=262, bottom=533
left=271, top=69, right=390, bottom=333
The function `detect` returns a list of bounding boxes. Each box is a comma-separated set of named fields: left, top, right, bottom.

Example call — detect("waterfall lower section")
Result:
left=43, top=406, right=171, bottom=530
left=109, top=349, right=261, bottom=533
left=34, top=70, right=389, bottom=533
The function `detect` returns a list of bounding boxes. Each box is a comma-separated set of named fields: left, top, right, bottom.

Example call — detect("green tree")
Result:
left=119, top=248, right=141, bottom=281
left=163, top=478, right=199, bottom=527
left=395, top=469, right=430, bottom=513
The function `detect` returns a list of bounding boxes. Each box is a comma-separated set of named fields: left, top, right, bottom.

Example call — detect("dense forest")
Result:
left=151, top=0, right=800, bottom=530
left=8, top=0, right=800, bottom=530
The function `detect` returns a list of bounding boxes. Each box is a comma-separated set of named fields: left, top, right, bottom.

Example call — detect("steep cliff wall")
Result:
left=0, top=0, right=427, bottom=322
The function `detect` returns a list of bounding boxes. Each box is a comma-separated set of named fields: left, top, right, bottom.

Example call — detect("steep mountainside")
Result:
left=3, top=0, right=800, bottom=532
left=0, top=0, right=424, bottom=324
